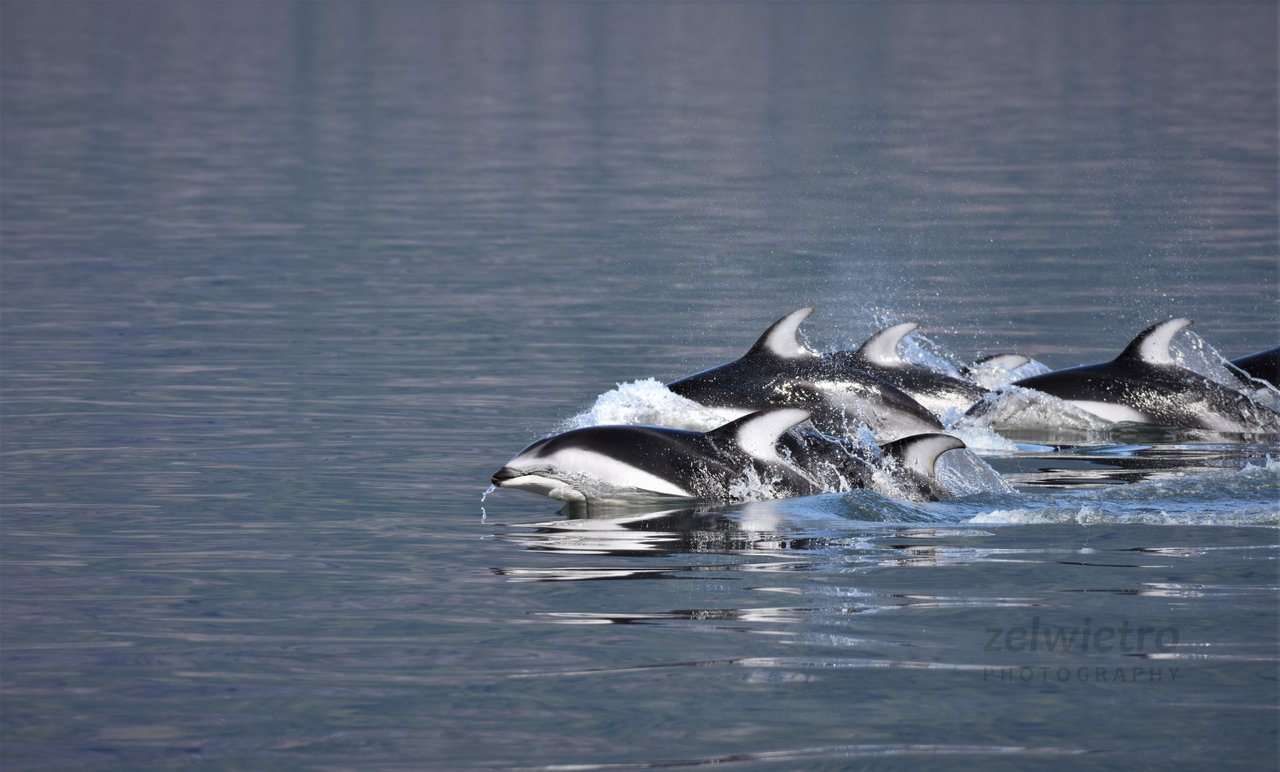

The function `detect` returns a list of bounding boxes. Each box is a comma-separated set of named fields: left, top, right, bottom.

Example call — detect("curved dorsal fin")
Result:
left=855, top=322, right=919, bottom=366
left=882, top=433, right=965, bottom=480
left=708, top=408, right=810, bottom=461
left=1116, top=318, right=1192, bottom=366
left=747, top=308, right=814, bottom=359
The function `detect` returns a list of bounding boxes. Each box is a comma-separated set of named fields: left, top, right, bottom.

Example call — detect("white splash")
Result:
left=561, top=378, right=743, bottom=432
left=894, top=330, right=966, bottom=378
left=968, top=357, right=1052, bottom=391
left=961, top=386, right=1114, bottom=434
left=937, top=405, right=1019, bottom=452
left=1172, top=330, right=1251, bottom=389
left=1171, top=329, right=1280, bottom=413
left=935, top=450, right=1016, bottom=496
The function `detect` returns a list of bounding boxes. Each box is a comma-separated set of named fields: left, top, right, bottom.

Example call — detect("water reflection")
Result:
left=496, top=497, right=942, bottom=561
left=988, top=440, right=1273, bottom=489
left=497, top=499, right=1058, bottom=576
left=490, top=439, right=1276, bottom=565
left=497, top=507, right=744, bottom=557
left=528, top=590, right=1042, bottom=628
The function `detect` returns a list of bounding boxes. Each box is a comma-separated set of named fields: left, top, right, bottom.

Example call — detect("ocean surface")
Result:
left=2, top=2, right=1277, bottom=769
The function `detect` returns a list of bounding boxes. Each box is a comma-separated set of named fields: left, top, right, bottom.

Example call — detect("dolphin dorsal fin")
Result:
left=855, top=322, right=919, bottom=366
left=709, top=408, right=810, bottom=462
left=747, top=308, right=814, bottom=359
left=883, top=433, right=965, bottom=480
left=1116, top=318, right=1193, bottom=366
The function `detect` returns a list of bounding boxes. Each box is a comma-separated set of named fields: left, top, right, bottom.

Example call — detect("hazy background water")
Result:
left=2, top=2, right=1277, bottom=769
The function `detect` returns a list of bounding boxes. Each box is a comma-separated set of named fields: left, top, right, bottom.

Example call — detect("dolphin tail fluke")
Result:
left=746, top=307, right=815, bottom=359
left=882, top=433, right=966, bottom=481
left=855, top=322, right=920, bottom=366
left=1116, top=318, right=1193, bottom=366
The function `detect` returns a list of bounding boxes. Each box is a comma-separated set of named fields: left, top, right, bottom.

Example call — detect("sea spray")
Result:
left=967, top=457, right=1280, bottom=526
left=561, top=378, right=741, bottom=432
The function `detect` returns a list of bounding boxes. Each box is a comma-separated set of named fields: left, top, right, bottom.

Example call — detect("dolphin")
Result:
left=1231, top=346, right=1279, bottom=387
left=492, top=408, right=818, bottom=503
left=832, top=322, right=989, bottom=414
left=491, top=408, right=966, bottom=504
left=1010, top=318, right=1280, bottom=433
left=775, top=426, right=968, bottom=501
left=783, top=428, right=968, bottom=502
left=665, top=308, right=944, bottom=440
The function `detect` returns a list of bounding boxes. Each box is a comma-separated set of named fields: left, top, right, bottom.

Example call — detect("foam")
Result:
left=961, top=386, right=1113, bottom=435
left=562, top=378, right=743, bottom=432
left=967, top=458, right=1280, bottom=526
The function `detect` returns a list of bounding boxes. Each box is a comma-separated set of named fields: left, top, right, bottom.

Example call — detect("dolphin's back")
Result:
left=1231, top=346, right=1280, bottom=387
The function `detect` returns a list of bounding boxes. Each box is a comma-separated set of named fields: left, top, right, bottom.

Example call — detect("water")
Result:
left=2, top=1, right=1277, bottom=769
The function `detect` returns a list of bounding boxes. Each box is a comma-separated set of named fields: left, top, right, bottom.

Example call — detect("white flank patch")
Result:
left=910, top=392, right=961, bottom=417
left=540, top=448, right=694, bottom=498
left=1067, top=400, right=1151, bottom=424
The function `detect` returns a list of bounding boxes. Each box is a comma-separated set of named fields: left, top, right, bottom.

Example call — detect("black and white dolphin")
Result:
left=1009, top=318, right=1280, bottom=433
left=833, top=322, right=990, bottom=414
left=491, top=408, right=966, bottom=504
left=665, top=308, right=944, bottom=440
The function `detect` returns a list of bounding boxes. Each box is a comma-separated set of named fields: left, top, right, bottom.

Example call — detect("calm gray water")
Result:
left=2, top=2, right=1277, bottom=769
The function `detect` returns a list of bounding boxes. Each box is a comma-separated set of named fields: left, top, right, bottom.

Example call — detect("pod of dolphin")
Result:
left=492, top=308, right=1280, bottom=506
